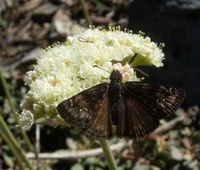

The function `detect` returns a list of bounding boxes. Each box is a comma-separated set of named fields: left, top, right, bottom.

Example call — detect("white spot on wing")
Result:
left=70, top=99, right=73, bottom=106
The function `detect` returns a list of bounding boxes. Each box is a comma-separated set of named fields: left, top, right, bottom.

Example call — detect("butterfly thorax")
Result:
left=108, top=70, right=125, bottom=125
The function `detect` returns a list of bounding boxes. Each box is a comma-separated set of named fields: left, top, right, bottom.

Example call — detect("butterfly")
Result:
left=57, top=69, right=186, bottom=139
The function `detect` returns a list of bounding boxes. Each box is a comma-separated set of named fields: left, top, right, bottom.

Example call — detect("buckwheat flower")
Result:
left=113, top=63, right=135, bottom=83
left=20, top=26, right=164, bottom=128
left=18, top=110, right=34, bottom=129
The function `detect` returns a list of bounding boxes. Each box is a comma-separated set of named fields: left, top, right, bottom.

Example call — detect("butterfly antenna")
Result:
left=128, top=54, right=149, bottom=77
left=93, top=65, right=110, bottom=73
left=134, top=68, right=149, bottom=77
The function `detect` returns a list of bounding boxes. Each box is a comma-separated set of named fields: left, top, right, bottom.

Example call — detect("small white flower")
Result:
left=18, top=110, right=34, bottom=129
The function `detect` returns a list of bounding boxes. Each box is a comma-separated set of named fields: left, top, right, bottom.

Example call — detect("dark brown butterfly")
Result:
left=57, top=70, right=186, bottom=139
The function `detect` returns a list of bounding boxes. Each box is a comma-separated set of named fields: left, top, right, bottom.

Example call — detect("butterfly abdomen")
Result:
left=108, top=70, right=125, bottom=125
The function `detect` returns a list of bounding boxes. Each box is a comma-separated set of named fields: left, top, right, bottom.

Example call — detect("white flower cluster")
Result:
left=20, top=27, right=165, bottom=128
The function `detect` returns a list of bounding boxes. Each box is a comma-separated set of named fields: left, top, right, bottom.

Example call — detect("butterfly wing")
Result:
left=57, top=83, right=113, bottom=139
left=117, top=82, right=186, bottom=139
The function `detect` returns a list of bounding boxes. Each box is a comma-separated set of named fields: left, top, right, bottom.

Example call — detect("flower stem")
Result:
left=99, top=140, right=118, bottom=170
left=80, top=0, right=92, bottom=25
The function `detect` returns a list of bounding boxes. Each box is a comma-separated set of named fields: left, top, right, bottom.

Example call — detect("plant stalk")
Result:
left=80, top=0, right=92, bottom=25
left=99, top=140, right=118, bottom=170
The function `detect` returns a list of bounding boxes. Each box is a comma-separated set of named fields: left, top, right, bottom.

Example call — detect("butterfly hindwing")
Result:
left=84, top=92, right=114, bottom=139
left=57, top=83, right=113, bottom=139
left=116, top=91, right=159, bottom=139
left=117, top=82, right=186, bottom=139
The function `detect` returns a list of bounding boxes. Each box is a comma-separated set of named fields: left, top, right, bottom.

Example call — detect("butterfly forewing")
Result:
left=57, top=83, right=114, bottom=139
left=116, top=82, right=185, bottom=139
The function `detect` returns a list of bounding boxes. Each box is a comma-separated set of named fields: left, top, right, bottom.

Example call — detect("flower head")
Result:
left=20, top=26, right=164, bottom=127
left=18, top=110, right=34, bottom=129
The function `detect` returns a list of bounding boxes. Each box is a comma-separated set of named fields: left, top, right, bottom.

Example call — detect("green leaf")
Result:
left=70, top=163, right=84, bottom=170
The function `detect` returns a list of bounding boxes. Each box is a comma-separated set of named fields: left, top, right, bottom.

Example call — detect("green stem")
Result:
left=0, top=114, right=34, bottom=170
left=0, top=67, right=34, bottom=151
left=99, top=140, right=118, bottom=170
left=80, top=0, right=92, bottom=25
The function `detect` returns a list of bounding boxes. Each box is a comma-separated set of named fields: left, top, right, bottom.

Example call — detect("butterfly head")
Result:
left=110, top=70, right=122, bottom=82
